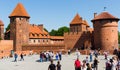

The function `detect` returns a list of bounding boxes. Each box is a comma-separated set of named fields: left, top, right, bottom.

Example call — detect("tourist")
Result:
left=81, top=60, right=87, bottom=70
left=85, top=56, right=89, bottom=64
left=74, top=58, right=81, bottom=70
left=89, top=51, right=93, bottom=62
left=68, top=49, right=71, bottom=55
left=20, top=53, right=24, bottom=61
left=46, top=52, right=49, bottom=61
left=117, top=59, right=120, bottom=70
left=105, top=58, right=111, bottom=70
left=56, top=53, right=59, bottom=60
left=93, top=57, right=99, bottom=70
left=86, top=63, right=92, bottom=70
left=94, top=50, right=98, bottom=58
left=40, top=52, right=43, bottom=62
left=76, top=49, right=80, bottom=59
left=48, top=60, right=56, bottom=70
left=111, top=57, right=118, bottom=70
left=104, top=51, right=108, bottom=60
left=14, top=53, right=18, bottom=62
left=56, top=61, right=61, bottom=70
left=59, top=51, right=62, bottom=60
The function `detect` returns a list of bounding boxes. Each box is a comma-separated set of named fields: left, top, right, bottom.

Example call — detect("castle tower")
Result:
left=91, top=12, right=119, bottom=51
left=70, top=14, right=87, bottom=32
left=9, top=3, right=30, bottom=51
left=0, top=20, right=4, bottom=40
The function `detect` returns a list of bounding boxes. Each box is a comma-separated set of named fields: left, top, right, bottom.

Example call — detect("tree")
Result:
left=6, top=23, right=10, bottom=32
left=49, top=26, right=69, bottom=36
left=49, top=29, right=58, bottom=36
left=44, top=28, right=48, bottom=32
left=57, top=26, right=69, bottom=36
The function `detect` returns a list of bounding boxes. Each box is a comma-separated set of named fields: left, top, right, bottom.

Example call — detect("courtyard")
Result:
left=0, top=53, right=113, bottom=70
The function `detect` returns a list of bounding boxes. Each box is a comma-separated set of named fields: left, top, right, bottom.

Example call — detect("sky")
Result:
left=0, top=0, right=120, bottom=32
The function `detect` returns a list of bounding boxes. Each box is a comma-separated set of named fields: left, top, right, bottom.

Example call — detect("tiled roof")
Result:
left=29, top=24, right=49, bottom=39
left=50, top=36, right=64, bottom=40
left=70, top=14, right=82, bottom=24
left=9, top=3, right=30, bottom=18
left=92, top=12, right=119, bottom=21
left=0, top=20, right=4, bottom=26
left=83, top=20, right=89, bottom=27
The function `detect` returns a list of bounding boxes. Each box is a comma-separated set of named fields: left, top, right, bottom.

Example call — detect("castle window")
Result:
left=34, top=40, right=36, bottom=43
left=41, top=34, right=44, bottom=36
left=32, top=34, right=35, bottom=37
left=37, top=34, right=39, bottom=37
left=19, top=18, right=21, bottom=20
left=46, top=40, right=48, bottom=42
left=43, top=40, right=44, bottom=42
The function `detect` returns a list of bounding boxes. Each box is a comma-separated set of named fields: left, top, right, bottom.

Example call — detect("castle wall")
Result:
left=64, top=32, right=92, bottom=50
left=0, top=40, right=13, bottom=58
left=22, top=43, right=65, bottom=53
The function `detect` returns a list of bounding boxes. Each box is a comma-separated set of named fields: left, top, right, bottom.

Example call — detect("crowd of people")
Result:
left=12, top=49, right=120, bottom=70
left=39, top=51, right=62, bottom=62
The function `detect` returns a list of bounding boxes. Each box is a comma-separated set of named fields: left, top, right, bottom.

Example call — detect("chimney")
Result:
left=38, top=24, right=43, bottom=30
left=94, top=13, right=97, bottom=18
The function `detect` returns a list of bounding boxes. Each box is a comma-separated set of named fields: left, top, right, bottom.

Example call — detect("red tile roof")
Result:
left=9, top=3, right=30, bottom=18
left=29, top=24, right=49, bottom=39
left=92, top=12, right=119, bottom=22
left=70, top=14, right=82, bottom=24
left=0, top=20, right=4, bottom=26
left=70, top=14, right=90, bottom=26
left=83, top=20, right=89, bottom=27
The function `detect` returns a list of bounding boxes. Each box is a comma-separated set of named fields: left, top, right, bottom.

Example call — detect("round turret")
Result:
left=91, top=12, right=119, bottom=51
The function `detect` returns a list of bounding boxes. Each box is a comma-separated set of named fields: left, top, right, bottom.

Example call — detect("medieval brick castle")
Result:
left=0, top=3, right=119, bottom=54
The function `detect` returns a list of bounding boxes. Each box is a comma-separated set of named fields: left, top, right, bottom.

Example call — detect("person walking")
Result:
left=20, top=53, right=24, bottom=61
left=48, top=60, right=56, bottom=70
left=93, top=58, right=99, bottom=70
left=89, top=51, right=93, bottom=62
left=56, top=61, right=61, bottom=70
left=14, top=53, right=18, bottom=62
left=59, top=51, right=62, bottom=60
left=74, top=58, right=81, bottom=70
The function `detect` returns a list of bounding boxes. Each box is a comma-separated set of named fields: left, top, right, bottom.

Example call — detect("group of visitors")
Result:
left=48, top=60, right=61, bottom=70
left=40, top=51, right=62, bottom=62
left=14, top=53, right=24, bottom=62
left=74, top=57, right=99, bottom=70
left=105, top=56, right=120, bottom=70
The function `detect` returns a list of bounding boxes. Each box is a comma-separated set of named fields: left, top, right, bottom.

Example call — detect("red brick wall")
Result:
left=93, top=20, right=118, bottom=51
left=10, top=17, right=29, bottom=51
left=22, top=43, right=65, bottom=53
left=0, top=40, right=13, bottom=58
left=64, top=31, right=92, bottom=50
